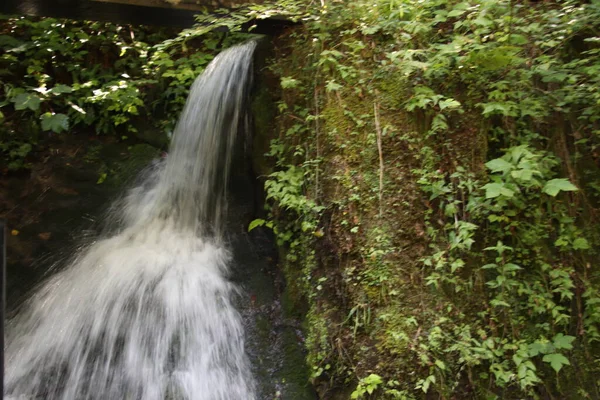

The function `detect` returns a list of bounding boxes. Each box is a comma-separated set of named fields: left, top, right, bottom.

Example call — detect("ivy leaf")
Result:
left=543, top=179, right=578, bottom=197
left=542, top=353, right=570, bottom=373
left=40, top=113, right=69, bottom=133
left=13, top=93, right=42, bottom=111
left=553, top=334, right=575, bottom=350
left=486, top=158, right=513, bottom=174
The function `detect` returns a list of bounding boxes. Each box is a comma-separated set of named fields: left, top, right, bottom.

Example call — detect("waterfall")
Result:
left=5, top=41, right=258, bottom=400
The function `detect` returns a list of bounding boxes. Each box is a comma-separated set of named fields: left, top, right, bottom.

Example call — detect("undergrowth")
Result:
left=251, top=0, right=600, bottom=398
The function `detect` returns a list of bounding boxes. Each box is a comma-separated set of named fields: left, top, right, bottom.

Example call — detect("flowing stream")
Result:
left=5, top=41, right=258, bottom=400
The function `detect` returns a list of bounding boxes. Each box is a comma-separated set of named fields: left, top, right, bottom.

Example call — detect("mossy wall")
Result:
left=256, top=1, right=600, bottom=398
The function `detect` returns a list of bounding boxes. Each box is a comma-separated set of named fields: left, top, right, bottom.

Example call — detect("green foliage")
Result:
left=263, top=0, right=600, bottom=398
left=0, top=15, right=256, bottom=169
left=351, top=374, right=383, bottom=398
left=40, top=113, right=69, bottom=133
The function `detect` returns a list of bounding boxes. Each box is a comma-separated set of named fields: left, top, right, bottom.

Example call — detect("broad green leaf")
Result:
left=542, top=353, right=570, bottom=373
left=543, top=179, right=578, bottom=197
left=97, top=172, right=107, bottom=184
left=49, top=84, right=73, bottom=94
left=0, top=34, right=23, bottom=49
left=511, top=168, right=534, bottom=182
left=502, top=263, right=522, bottom=273
left=326, top=80, right=342, bottom=92
left=483, top=183, right=503, bottom=198
left=435, top=359, right=446, bottom=370
left=528, top=341, right=550, bottom=357
left=10, top=143, right=31, bottom=158
left=280, top=77, right=300, bottom=89
left=490, top=299, right=510, bottom=307
left=439, top=98, right=461, bottom=110
left=248, top=219, right=266, bottom=232
left=40, top=113, right=69, bottom=133
left=500, top=187, right=515, bottom=198
left=553, top=334, right=575, bottom=350
left=13, top=93, right=41, bottom=111
left=486, top=158, right=513, bottom=174
left=364, top=374, right=383, bottom=384
left=572, top=238, right=590, bottom=250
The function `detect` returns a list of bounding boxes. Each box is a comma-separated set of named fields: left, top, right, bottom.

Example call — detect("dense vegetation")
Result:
left=254, top=0, right=600, bottom=398
left=0, top=14, right=254, bottom=171
left=2, top=0, right=600, bottom=398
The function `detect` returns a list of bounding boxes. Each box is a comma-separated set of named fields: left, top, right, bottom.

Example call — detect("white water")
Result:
left=5, top=41, right=258, bottom=400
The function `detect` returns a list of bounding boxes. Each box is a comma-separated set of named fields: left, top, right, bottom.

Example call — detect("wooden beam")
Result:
left=0, top=0, right=199, bottom=27
left=0, top=0, right=296, bottom=32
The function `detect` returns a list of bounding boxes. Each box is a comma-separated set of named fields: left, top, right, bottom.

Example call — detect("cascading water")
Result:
left=5, top=41, right=258, bottom=400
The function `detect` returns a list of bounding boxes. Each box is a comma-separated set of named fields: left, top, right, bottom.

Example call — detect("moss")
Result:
left=251, top=82, right=277, bottom=177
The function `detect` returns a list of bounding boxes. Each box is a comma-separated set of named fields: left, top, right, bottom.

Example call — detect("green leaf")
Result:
left=500, top=187, right=514, bottom=198
left=49, top=84, right=73, bottom=95
left=97, top=172, right=107, bottom=184
left=248, top=219, right=266, bottom=232
left=543, top=179, right=578, bottom=197
left=572, top=238, right=590, bottom=250
left=0, top=34, right=23, bottom=49
left=483, top=183, right=503, bottom=198
left=486, top=158, right=513, bottom=174
left=542, top=353, right=570, bottom=373
left=10, top=143, right=32, bottom=158
left=553, top=334, right=575, bottom=350
left=502, top=263, right=522, bottom=273
left=448, top=7, right=466, bottom=18
left=528, top=341, right=551, bottom=357
left=326, top=80, right=342, bottom=92
left=439, top=98, right=461, bottom=110
left=280, top=77, right=300, bottom=89
left=40, top=113, right=69, bottom=133
left=511, top=169, right=533, bottom=182
left=13, top=93, right=41, bottom=111
left=490, top=299, right=510, bottom=307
